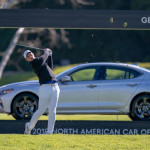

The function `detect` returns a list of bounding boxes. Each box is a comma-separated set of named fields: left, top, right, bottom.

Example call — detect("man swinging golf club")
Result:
left=23, top=48, right=60, bottom=134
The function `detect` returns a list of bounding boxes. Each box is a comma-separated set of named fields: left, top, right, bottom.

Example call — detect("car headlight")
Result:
left=0, top=89, right=14, bottom=95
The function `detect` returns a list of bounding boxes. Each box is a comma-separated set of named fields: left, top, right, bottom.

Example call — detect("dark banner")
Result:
left=0, top=120, right=150, bottom=135
left=0, top=9, right=150, bottom=29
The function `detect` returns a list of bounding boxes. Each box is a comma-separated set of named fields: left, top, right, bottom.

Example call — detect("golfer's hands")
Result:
left=44, top=48, right=52, bottom=56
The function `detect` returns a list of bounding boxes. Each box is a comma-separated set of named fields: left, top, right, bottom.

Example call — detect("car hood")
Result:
left=0, top=80, right=39, bottom=90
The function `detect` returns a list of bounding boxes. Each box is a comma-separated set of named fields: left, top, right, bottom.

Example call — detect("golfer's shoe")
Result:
left=24, top=122, right=31, bottom=135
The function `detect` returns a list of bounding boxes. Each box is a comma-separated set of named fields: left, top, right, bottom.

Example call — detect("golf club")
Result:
left=16, top=44, right=45, bottom=51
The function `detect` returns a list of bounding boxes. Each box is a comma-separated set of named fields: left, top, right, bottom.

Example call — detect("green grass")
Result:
left=0, top=134, right=149, bottom=150
left=0, top=114, right=131, bottom=121
left=138, top=62, right=150, bottom=69
left=0, top=72, right=36, bottom=86
left=0, top=64, right=76, bottom=86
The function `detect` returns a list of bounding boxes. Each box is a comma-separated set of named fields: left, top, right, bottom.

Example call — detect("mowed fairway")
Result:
left=0, top=113, right=131, bottom=121
left=0, top=134, right=149, bottom=150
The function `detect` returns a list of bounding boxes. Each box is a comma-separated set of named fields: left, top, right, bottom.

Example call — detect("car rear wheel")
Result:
left=131, top=95, right=150, bottom=121
left=128, top=112, right=137, bottom=121
left=12, top=93, right=38, bottom=120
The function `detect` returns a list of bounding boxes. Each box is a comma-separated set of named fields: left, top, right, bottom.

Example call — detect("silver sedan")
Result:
left=0, top=62, right=150, bottom=121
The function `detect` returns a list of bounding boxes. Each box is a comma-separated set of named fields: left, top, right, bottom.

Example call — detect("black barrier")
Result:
left=0, top=120, right=149, bottom=135
left=0, top=9, right=150, bottom=29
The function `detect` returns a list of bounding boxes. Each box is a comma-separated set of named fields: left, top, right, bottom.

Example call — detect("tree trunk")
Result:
left=0, top=28, right=24, bottom=79
left=0, top=0, right=18, bottom=8
left=0, top=0, right=7, bottom=8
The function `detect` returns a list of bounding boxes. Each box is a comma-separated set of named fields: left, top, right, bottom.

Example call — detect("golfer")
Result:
left=23, top=48, right=60, bottom=134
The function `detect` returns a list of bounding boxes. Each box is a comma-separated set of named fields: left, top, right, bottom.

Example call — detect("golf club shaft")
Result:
left=16, top=44, right=44, bottom=51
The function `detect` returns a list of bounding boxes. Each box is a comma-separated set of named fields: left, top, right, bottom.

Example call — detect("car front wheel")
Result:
left=12, top=93, right=38, bottom=120
left=131, top=95, right=150, bottom=121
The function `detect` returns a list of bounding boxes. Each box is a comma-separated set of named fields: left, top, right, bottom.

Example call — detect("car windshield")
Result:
left=56, top=65, right=79, bottom=78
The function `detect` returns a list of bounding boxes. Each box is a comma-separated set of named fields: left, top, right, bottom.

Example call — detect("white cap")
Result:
left=23, top=50, right=32, bottom=59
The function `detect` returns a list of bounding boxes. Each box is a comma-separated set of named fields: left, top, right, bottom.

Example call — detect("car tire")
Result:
left=12, top=93, right=38, bottom=120
left=128, top=113, right=137, bottom=121
left=131, top=95, right=150, bottom=121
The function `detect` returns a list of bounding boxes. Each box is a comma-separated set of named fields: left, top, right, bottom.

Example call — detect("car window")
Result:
left=68, top=67, right=98, bottom=82
left=106, top=68, right=125, bottom=80
left=98, top=66, right=140, bottom=80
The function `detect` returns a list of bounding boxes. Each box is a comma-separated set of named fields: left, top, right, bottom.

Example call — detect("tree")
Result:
left=0, top=0, right=7, bottom=8
left=0, top=28, right=24, bottom=79
left=0, top=0, right=17, bottom=8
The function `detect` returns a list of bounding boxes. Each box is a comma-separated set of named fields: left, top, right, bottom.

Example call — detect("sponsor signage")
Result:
left=141, top=17, right=150, bottom=24
left=0, top=120, right=149, bottom=135
left=33, top=128, right=150, bottom=135
left=0, top=10, right=150, bottom=29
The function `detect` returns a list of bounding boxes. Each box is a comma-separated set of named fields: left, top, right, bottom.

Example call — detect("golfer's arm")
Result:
left=40, top=50, right=49, bottom=63
left=47, top=55, right=53, bottom=69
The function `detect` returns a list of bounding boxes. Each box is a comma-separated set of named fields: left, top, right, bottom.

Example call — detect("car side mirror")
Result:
left=60, top=76, right=71, bottom=83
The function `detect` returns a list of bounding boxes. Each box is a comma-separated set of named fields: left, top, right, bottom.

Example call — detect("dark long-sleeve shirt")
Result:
left=30, top=50, right=56, bottom=85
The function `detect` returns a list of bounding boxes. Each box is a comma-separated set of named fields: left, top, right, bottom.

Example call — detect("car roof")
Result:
left=57, top=62, right=150, bottom=79
left=77, top=62, right=136, bottom=68
left=76, top=62, right=150, bottom=73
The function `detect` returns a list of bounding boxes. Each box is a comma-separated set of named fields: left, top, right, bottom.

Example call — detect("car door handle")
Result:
left=127, top=83, right=137, bottom=87
left=87, top=84, right=97, bottom=88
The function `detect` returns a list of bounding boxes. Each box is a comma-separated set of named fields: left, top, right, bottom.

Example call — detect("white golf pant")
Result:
left=28, top=83, right=60, bottom=134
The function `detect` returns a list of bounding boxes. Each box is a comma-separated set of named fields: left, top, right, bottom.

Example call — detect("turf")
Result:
left=0, top=134, right=149, bottom=150
left=0, top=114, right=131, bottom=121
left=0, top=64, right=76, bottom=86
